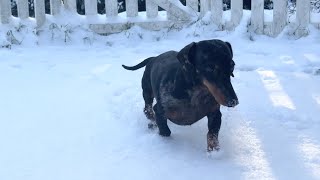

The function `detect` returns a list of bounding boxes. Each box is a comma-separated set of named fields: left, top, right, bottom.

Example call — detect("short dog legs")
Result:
left=144, top=104, right=154, bottom=120
left=143, top=90, right=157, bottom=129
left=153, top=103, right=171, bottom=136
left=207, top=110, right=222, bottom=151
left=144, top=104, right=157, bottom=129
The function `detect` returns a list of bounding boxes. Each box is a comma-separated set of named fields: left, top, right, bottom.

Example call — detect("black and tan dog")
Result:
left=122, top=39, right=238, bottom=151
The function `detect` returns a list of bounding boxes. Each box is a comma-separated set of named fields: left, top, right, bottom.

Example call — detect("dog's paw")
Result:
left=159, top=128, right=171, bottom=137
left=144, top=106, right=155, bottom=120
left=148, top=122, right=157, bottom=129
left=207, top=144, right=220, bottom=152
left=207, top=133, right=220, bottom=152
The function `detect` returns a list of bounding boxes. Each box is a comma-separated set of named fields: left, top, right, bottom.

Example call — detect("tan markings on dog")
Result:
left=203, top=79, right=227, bottom=106
left=166, top=110, right=179, bottom=120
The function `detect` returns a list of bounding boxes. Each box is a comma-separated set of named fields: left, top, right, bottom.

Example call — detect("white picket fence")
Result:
left=0, top=0, right=319, bottom=37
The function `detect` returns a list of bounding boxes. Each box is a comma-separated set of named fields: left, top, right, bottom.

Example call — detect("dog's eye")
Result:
left=206, top=66, right=218, bottom=73
left=206, top=67, right=214, bottom=72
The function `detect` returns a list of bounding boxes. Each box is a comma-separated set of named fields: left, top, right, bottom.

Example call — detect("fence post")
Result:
left=35, top=0, right=46, bottom=27
left=200, top=0, right=210, bottom=16
left=272, top=0, right=287, bottom=36
left=105, top=0, right=118, bottom=17
left=211, top=0, right=223, bottom=29
left=187, top=0, right=198, bottom=12
left=0, top=0, right=11, bottom=24
left=146, top=0, right=158, bottom=18
left=51, top=0, right=61, bottom=15
left=296, top=0, right=310, bottom=37
left=251, top=0, right=264, bottom=34
left=64, top=0, right=77, bottom=12
left=126, top=0, right=138, bottom=17
left=227, top=0, right=243, bottom=30
left=85, top=0, right=98, bottom=15
left=17, top=0, right=29, bottom=19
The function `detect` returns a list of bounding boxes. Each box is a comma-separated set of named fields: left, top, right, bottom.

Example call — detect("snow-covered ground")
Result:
left=0, top=11, right=320, bottom=180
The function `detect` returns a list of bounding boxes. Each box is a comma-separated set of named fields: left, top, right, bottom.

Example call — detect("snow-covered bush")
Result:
left=287, top=0, right=320, bottom=17
left=311, top=0, right=320, bottom=13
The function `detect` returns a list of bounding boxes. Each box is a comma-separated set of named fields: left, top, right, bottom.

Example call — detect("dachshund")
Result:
left=122, top=39, right=238, bottom=151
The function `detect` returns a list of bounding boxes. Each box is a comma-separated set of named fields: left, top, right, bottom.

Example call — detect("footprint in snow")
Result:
left=47, top=64, right=56, bottom=70
left=10, top=64, right=22, bottom=69
left=80, top=74, right=111, bottom=86
left=113, top=88, right=129, bottom=96
left=91, top=64, right=112, bottom=75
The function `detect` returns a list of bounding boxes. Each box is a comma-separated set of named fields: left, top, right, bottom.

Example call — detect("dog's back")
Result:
left=145, top=51, right=182, bottom=95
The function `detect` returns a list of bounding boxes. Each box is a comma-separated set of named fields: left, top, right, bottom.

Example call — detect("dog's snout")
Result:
left=227, top=99, right=239, bottom=107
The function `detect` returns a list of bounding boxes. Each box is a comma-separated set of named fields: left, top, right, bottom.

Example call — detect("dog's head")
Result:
left=177, top=39, right=238, bottom=107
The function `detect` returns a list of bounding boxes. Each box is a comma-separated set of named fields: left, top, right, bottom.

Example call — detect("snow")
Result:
left=311, top=12, right=320, bottom=23
left=0, top=10, right=320, bottom=180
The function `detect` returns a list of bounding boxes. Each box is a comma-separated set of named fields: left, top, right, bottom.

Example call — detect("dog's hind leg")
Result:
left=142, top=70, right=156, bottom=129
left=207, top=108, right=222, bottom=152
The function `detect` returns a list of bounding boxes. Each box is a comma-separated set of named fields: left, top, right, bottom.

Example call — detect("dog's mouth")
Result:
left=203, top=79, right=238, bottom=107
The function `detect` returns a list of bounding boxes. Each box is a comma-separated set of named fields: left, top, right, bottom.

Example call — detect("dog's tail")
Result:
left=122, top=57, right=153, bottom=71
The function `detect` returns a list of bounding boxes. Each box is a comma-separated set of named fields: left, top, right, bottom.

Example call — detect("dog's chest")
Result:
left=160, top=85, right=218, bottom=125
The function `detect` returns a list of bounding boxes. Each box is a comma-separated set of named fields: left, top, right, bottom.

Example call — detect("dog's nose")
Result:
left=227, top=99, right=239, bottom=107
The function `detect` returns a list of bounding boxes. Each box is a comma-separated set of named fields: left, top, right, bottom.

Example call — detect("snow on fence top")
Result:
left=0, top=0, right=319, bottom=37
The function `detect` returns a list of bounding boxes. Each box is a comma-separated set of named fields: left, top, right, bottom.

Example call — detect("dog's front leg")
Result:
left=153, top=103, right=171, bottom=136
left=207, top=109, right=222, bottom=151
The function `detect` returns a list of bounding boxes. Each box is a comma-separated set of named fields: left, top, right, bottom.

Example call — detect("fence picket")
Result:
left=227, top=0, right=243, bottom=29
left=0, top=0, right=11, bottom=24
left=251, top=0, right=264, bottom=34
left=105, top=0, right=118, bottom=17
left=211, top=0, right=223, bottom=29
left=35, top=0, right=46, bottom=27
left=200, top=0, right=210, bottom=16
left=273, top=0, right=287, bottom=36
left=17, top=0, right=29, bottom=19
left=296, top=0, right=311, bottom=36
left=51, top=0, right=61, bottom=15
left=126, top=0, right=138, bottom=17
left=146, top=0, right=158, bottom=18
left=64, top=0, right=77, bottom=12
left=85, top=0, right=98, bottom=15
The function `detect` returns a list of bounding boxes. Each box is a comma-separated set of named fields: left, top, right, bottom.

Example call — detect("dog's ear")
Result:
left=225, top=41, right=233, bottom=58
left=226, top=41, right=235, bottom=77
left=177, top=42, right=196, bottom=71
left=177, top=42, right=197, bottom=84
